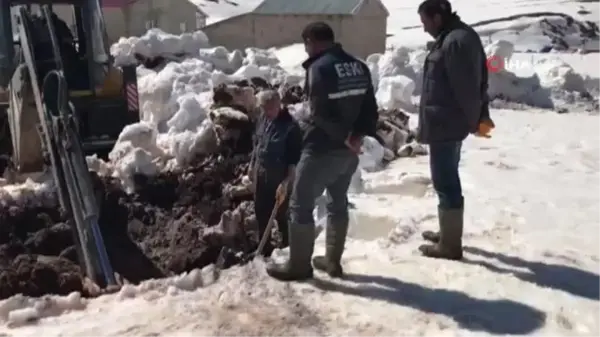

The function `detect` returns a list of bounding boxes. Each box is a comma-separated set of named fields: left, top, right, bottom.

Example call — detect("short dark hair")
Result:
left=417, top=0, right=453, bottom=19
left=301, top=22, right=335, bottom=42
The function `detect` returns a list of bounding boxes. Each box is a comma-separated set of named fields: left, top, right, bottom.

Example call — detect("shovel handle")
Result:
left=255, top=184, right=286, bottom=256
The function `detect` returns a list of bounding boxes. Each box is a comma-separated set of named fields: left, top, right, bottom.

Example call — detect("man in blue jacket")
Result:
left=266, top=22, right=378, bottom=281
left=251, top=90, right=302, bottom=257
left=416, top=0, right=490, bottom=260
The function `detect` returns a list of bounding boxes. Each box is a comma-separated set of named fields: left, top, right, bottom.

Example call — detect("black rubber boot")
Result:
left=266, top=224, right=314, bottom=281
left=419, top=208, right=463, bottom=260
left=421, top=230, right=440, bottom=243
left=312, top=220, right=348, bottom=278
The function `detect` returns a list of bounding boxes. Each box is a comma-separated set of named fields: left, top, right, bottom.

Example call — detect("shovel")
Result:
left=213, top=181, right=325, bottom=280
left=254, top=187, right=286, bottom=258
left=254, top=182, right=325, bottom=258
left=213, top=182, right=286, bottom=280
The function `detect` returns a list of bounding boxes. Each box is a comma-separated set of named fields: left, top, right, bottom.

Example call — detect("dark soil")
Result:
left=0, top=118, right=269, bottom=300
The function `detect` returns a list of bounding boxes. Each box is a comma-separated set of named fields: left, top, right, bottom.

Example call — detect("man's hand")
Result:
left=345, top=135, right=363, bottom=154
left=248, top=162, right=256, bottom=180
left=474, top=118, right=495, bottom=138
left=275, top=180, right=288, bottom=204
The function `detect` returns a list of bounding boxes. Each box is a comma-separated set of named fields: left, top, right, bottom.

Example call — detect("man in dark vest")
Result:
left=266, top=22, right=378, bottom=281
left=416, top=0, right=494, bottom=260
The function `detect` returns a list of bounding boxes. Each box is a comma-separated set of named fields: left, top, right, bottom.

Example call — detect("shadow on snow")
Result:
left=310, top=271, right=546, bottom=335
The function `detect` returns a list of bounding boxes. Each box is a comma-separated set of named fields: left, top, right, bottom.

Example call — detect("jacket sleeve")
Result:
left=284, top=121, right=302, bottom=166
left=250, top=116, right=261, bottom=165
left=443, top=32, right=483, bottom=133
left=352, top=71, right=378, bottom=138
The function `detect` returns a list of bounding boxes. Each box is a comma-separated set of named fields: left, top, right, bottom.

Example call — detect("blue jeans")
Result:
left=429, top=141, right=464, bottom=209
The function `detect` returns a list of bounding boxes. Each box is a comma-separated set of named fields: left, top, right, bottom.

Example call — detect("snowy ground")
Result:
left=0, top=110, right=597, bottom=335
left=0, top=0, right=598, bottom=335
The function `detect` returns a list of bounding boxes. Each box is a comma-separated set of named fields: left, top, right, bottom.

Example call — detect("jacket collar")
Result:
left=301, top=43, right=343, bottom=69
left=435, top=14, right=462, bottom=42
left=431, top=15, right=462, bottom=50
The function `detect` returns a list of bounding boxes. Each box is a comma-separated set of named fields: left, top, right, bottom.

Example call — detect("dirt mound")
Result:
left=0, top=115, right=268, bottom=300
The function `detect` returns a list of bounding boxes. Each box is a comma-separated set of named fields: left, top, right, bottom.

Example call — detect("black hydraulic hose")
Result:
left=42, top=70, right=116, bottom=287
left=41, top=6, right=64, bottom=73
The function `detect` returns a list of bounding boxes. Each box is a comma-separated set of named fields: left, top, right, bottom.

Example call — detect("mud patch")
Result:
left=0, top=120, right=270, bottom=299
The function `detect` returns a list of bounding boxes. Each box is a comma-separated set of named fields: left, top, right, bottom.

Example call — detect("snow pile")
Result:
left=0, top=264, right=218, bottom=328
left=485, top=40, right=553, bottom=107
left=0, top=292, right=85, bottom=327
left=359, top=136, right=386, bottom=172
left=365, top=48, right=423, bottom=113
left=534, top=58, right=586, bottom=92
left=101, top=32, right=307, bottom=190
left=34, top=32, right=600, bottom=193
left=111, top=29, right=210, bottom=66
left=111, top=30, right=291, bottom=83
left=197, top=46, right=244, bottom=74
left=0, top=179, right=55, bottom=207
left=103, top=30, right=443, bottom=190
left=363, top=38, right=594, bottom=111
left=376, top=75, right=416, bottom=111
left=485, top=39, right=590, bottom=108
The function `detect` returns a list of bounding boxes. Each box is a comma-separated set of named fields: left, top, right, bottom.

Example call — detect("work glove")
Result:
left=474, top=117, right=495, bottom=138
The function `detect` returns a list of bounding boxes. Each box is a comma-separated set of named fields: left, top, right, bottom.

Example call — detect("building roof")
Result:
left=102, top=0, right=207, bottom=15
left=102, top=0, right=135, bottom=8
left=253, top=0, right=363, bottom=15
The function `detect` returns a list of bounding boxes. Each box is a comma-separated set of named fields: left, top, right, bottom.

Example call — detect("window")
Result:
left=196, top=12, right=206, bottom=29
left=180, top=22, right=187, bottom=33
left=146, top=8, right=161, bottom=30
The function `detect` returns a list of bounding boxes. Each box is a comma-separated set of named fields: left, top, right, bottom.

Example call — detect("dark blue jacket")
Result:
left=417, top=16, right=489, bottom=144
left=301, top=44, right=378, bottom=152
left=253, top=107, right=302, bottom=169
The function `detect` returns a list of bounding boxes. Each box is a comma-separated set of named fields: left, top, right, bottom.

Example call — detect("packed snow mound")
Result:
left=483, top=39, right=592, bottom=108
left=363, top=39, right=594, bottom=111
left=0, top=179, right=55, bottom=207
left=197, top=47, right=244, bottom=73
left=111, top=29, right=210, bottom=66
left=376, top=75, right=416, bottom=111
left=534, top=58, right=586, bottom=92
left=0, top=292, right=85, bottom=327
left=367, top=47, right=421, bottom=90
left=485, top=40, right=515, bottom=61
left=359, top=136, right=385, bottom=172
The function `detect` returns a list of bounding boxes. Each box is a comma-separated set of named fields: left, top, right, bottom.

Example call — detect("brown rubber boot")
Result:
left=312, top=220, right=348, bottom=278
left=419, top=208, right=463, bottom=260
left=266, top=224, right=314, bottom=281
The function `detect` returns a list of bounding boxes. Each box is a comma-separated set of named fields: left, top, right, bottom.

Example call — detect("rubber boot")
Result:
left=312, top=220, right=348, bottom=278
left=419, top=208, right=463, bottom=260
left=266, top=224, right=314, bottom=281
left=421, top=230, right=440, bottom=243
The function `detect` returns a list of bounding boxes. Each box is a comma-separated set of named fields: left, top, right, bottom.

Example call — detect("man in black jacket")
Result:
left=416, top=0, right=490, bottom=260
left=266, top=22, right=378, bottom=281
